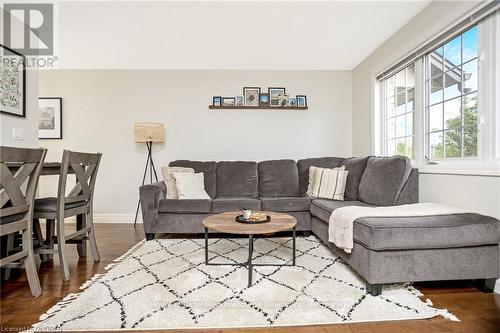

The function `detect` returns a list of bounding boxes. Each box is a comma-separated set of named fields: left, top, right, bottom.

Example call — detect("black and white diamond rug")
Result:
left=27, top=237, right=458, bottom=331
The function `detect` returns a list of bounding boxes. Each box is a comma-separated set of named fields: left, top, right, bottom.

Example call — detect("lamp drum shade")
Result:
left=134, top=122, right=165, bottom=143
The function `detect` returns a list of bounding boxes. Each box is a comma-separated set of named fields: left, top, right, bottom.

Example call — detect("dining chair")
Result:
left=34, top=150, right=101, bottom=281
left=0, top=146, right=47, bottom=296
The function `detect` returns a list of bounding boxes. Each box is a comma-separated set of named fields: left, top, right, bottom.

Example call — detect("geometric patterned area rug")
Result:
left=26, top=237, right=458, bottom=331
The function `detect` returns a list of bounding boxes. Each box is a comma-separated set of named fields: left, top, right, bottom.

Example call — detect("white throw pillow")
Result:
left=172, top=172, right=210, bottom=200
left=307, top=166, right=349, bottom=201
left=161, top=166, right=194, bottom=199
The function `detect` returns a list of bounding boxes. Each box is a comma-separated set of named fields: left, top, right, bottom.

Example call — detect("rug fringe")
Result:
left=105, top=239, right=145, bottom=270
left=436, top=309, right=460, bottom=321
left=35, top=240, right=145, bottom=325
left=407, top=285, right=424, bottom=297
left=38, top=292, right=81, bottom=321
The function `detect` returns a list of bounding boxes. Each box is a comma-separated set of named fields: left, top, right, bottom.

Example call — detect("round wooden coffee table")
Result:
left=202, top=211, right=297, bottom=287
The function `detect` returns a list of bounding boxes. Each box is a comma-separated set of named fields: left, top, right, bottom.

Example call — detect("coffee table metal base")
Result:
left=204, top=227, right=296, bottom=287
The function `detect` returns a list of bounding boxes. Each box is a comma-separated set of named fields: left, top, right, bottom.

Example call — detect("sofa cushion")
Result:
left=354, top=213, right=500, bottom=251
left=169, top=160, right=217, bottom=198
left=158, top=199, right=211, bottom=213
left=358, top=156, right=411, bottom=206
left=258, top=159, right=300, bottom=197
left=260, top=197, right=311, bottom=212
left=297, top=157, right=344, bottom=195
left=340, top=156, right=371, bottom=201
left=310, top=198, right=374, bottom=222
left=216, top=161, right=258, bottom=198
left=211, top=198, right=261, bottom=213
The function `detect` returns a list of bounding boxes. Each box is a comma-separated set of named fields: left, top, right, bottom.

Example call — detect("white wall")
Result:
left=38, top=70, right=352, bottom=219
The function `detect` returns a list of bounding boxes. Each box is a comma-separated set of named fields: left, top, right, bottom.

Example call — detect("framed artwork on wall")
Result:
left=296, top=95, right=308, bottom=108
left=38, top=97, right=63, bottom=139
left=221, top=97, right=236, bottom=106
left=0, top=44, right=26, bottom=118
left=268, top=87, right=286, bottom=107
left=243, top=87, right=260, bottom=107
left=213, top=96, right=222, bottom=106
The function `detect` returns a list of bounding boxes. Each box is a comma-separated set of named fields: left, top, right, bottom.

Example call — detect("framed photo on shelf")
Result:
left=259, top=93, right=269, bottom=107
left=268, top=87, right=286, bottom=107
left=289, top=97, right=297, bottom=107
left=236, top=95, right=244, bottom=106
left=213, top=96, right=222, bottom=106
left=243, top=87, right=260, bottom=107
left=0, top=44, right=26, bottom=118
left=221, top=97, right=236, bottom=106
left=296, top=95, right=307, bottom=108
left=38, top=97, right=63, bottom=139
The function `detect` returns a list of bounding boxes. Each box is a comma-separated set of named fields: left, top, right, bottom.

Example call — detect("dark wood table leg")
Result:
left=292, top=226, right=296, bottom=266
left=76, top=214, right=87, bottom=257
left=248, top=234, right=254, bottom=287
left=204, top=227, right=208, bottom=265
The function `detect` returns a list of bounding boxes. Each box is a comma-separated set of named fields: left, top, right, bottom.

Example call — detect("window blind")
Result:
left=376, top=1, right=499, bottom=81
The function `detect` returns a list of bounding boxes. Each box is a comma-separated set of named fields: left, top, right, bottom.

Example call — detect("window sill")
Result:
left=416, top=164, right=500, bottom=177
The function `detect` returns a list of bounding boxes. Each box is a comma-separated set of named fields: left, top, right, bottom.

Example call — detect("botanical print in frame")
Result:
left=38, top=97, right=63, bottom=139
left=243, top=87, right=260, bottom=107
left=268, top=87, right=286, bottom=107
left=0, top=44, right=26, bottom=117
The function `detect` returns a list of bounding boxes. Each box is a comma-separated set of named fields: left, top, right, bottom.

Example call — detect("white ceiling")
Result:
left=55, top=1, right=431, bottom=70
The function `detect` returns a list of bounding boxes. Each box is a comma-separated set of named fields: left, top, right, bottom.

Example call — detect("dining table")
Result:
left=7, top=162, right=74, bottom=175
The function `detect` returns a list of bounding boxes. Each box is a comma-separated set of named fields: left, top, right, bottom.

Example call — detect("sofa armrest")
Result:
left=139, top=182, right=166, bottom=232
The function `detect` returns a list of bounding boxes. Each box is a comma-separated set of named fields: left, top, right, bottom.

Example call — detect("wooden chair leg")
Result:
left=76, top=214, right=87, bottom=257
left=45, top=219, right=55, bottom=260
left=33, top=219, right=46, bottom=262
left=56, top=217, right=70, bottom=281
left=22, top=228, right=42, bottom=296
left=3, top=234, right=15, bottom=280
left=87, top=211, right=100, bottom=262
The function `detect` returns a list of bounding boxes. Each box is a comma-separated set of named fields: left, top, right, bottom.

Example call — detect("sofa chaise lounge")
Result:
left=140, top=156, right=500, bottom=296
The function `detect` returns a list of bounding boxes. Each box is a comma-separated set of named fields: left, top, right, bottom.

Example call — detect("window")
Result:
left=374, top=7, right=499, bottom=175
left=383, top=64, right=415, bottom=158
left=426, top=26, right=479, bottom=160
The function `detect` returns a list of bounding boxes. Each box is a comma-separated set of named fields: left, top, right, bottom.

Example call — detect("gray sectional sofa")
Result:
left=140, top=156, right=500, bottom=295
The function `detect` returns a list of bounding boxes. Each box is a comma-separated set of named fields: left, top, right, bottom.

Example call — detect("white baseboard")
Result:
left=93, top=214, right=142, bottom=224
left=494, top=278, right=500, bottom=294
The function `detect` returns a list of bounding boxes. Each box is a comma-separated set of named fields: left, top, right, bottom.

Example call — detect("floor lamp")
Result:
left=134, top=122, right=165, bottom=227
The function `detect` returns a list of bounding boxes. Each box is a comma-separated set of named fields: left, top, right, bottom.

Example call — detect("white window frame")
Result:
left=373, top=12, right=500, bottom=176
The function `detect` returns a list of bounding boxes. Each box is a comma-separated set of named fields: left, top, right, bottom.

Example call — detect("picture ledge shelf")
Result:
left=209, top=106, right=308, bottom=110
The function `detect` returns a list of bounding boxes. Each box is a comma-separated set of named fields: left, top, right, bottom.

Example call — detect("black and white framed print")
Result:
left=268, top=87, right=286, bottom=107
left=38, top=97, right=63, bottom=139
left=296, top=95, right=308, bottom=108
left=0, top=44, right=26, bottom=118
left=243, top=87, right=260, bottom=107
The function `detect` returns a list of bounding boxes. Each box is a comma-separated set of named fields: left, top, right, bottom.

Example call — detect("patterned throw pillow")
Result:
left=172, top=172, right=210, bottom=200
left=307, top=166, right=349, bottom=201
left=161, top=166, right=194, bottom=199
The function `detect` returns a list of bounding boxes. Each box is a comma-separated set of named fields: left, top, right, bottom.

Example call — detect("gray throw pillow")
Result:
left=340, top=156, right=371, bottom=201
left=358, top=156, right=412, bottom=206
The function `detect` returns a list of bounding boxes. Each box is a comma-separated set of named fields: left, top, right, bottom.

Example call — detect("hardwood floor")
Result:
left=1, top=223, right=499, bottom=333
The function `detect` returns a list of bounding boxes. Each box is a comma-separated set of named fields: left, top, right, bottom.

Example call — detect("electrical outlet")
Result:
left=13, top=128, right=25, bottom=141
